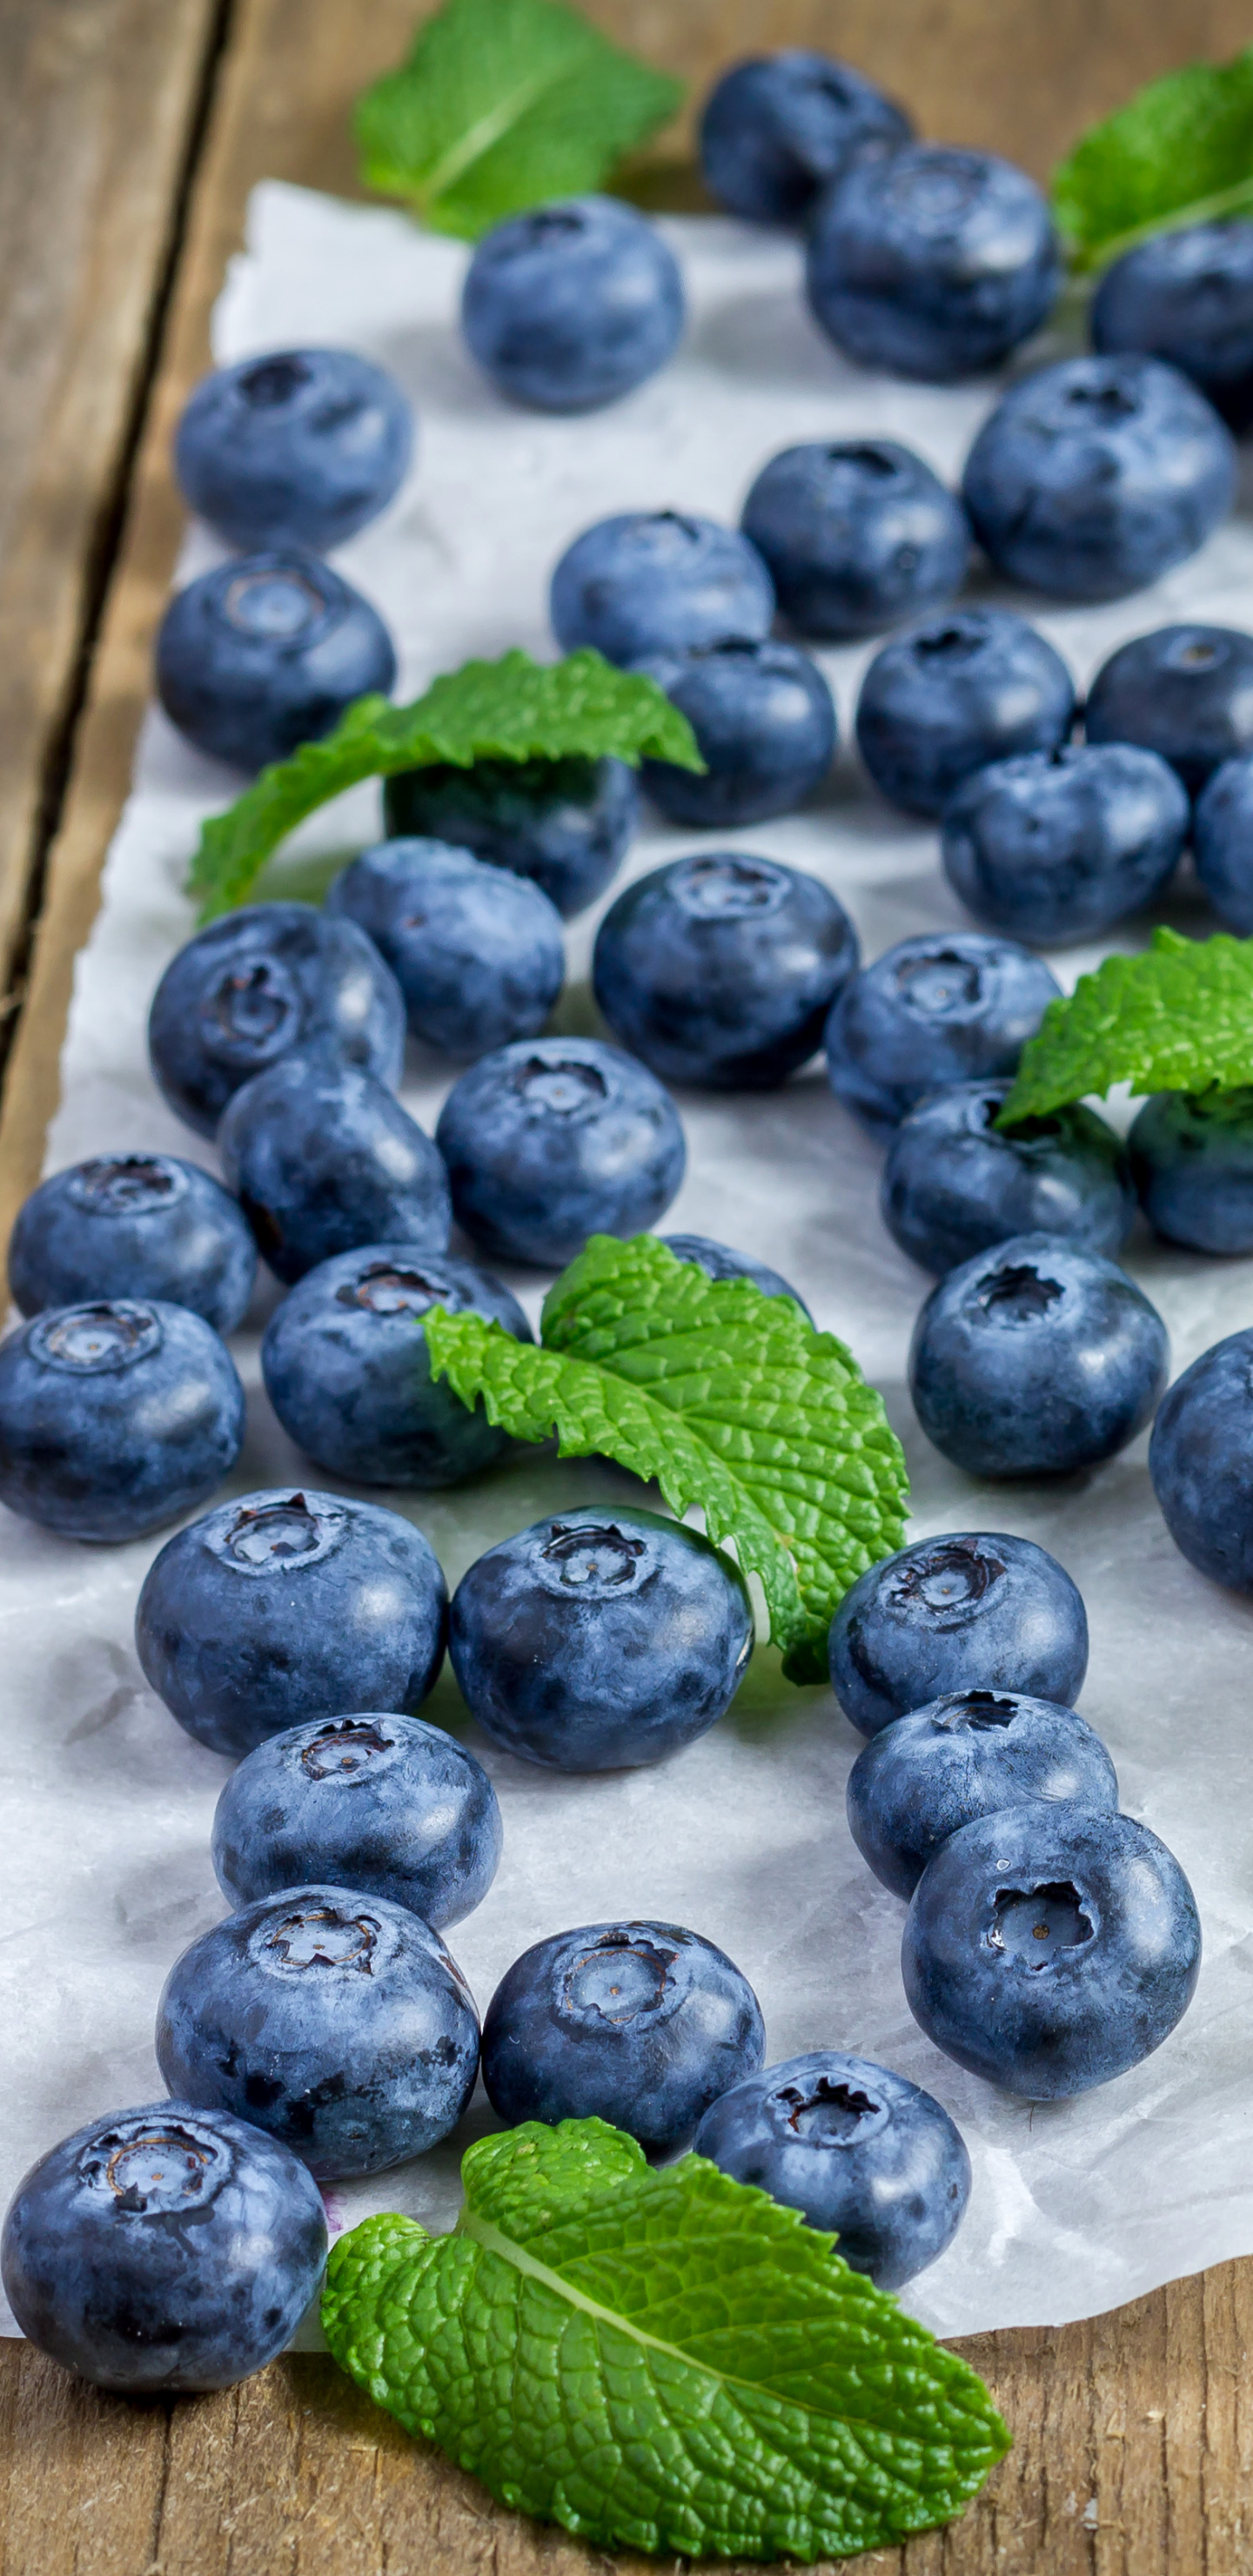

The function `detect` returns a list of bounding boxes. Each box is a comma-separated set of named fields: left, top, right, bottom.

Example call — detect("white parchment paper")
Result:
left=6, top=182, right=1253, bottom=2343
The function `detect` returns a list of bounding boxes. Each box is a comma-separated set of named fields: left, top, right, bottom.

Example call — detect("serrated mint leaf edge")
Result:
left=1051, top=46, right=1253, bottom=268
left=997, top=926, right=1253, bottom=1122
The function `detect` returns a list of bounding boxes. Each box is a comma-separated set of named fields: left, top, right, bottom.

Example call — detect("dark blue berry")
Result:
left=847, top=1689, right=1117, bottom=1898
left=632, top=639, right=836, bottom=827
left=383, top=755, right=636, bottom=920
left=461, top=198, right=684, bottom=413
left=0, top=1299, right=244, bottom=1543
left=828, top=1528, right=1089, bottom=1737
left=8, top=1153, right=257, bottom=1333
left=698, top=51, right=911, bottom=227
left=1130, top=1090, right=1253, bottom=1254
left=1149, top=1326, right=1253, bottom=1589
left=1091, top=220, right=1253, bottom=429
left=807, top=146, right=1060, bottom=381
left=435, top=1036, right=686, bottom=1268
left=174, top=347, right=413, bottom=551
left=854, top=609, right=1075, bottom=820
left=826, top=933, right=1061, bottom=1131
left=941, top=744, right=1188, bottom=946
left=550, top=511, right=774, bottom=667
left=661, top=1231, right=813, bottom=1319
left=1195, top=754, right=1253, bottom=929
left=156, top=551, right=396, bottom=774
left=325, top=837, right=564, bottom=1058
left=740, top=439, right=969, bottom=641
left=881, top=1082, right=1135, bottom=1278
left=218, top=1051, right=450, bottom=1285
left=1084, top=624, right=1253, bottom=797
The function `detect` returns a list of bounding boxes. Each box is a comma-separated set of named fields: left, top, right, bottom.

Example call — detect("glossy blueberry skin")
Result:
left=909, top=1232, right=1169, bottom=1480
left=450, top=1505, right=753, bottom=1772
left=325, top=837, right=564, bottom=1057
left=436, top=1036, right=686, bottom=1269
left=694, top=2051, right=969, bottom=2289
left=1085, top=625, right=1253, bottom=799
left=825, top=932, right=1061, bottom=1131
left=962, top=357, right=1236, bottom=603
left=854, top=609, right=1075, bottom=820
left=211, top=1712, right=501, bottom=1930
left=461, top=196, right=684, bottom=413
left=807, top=146, right=1060, bottom=382
left=0, top=1298, right=244, bottom=1543
left=8, top=1153, right=257, bottom=1333
left=1196, top=755, right=1253, bottom=930
left=698, top=51, right=911, bottom=228
left=260, top=1243, right=532, bottom=1488
left=828, top=1529, right=1089, bottom=1737
left=661, top=1232, right=813, bottom=1321
left=0, top=2102, right=326, bottom=2394
left=156, top=1885, right=479, bottom=2178
left=1091, top=220, right=1253, bottom=430
left=740, top=439, right=968, bottom=642
left=881, top=1082, right=1135, bottom=1278
left=901, top=1806, right=1201, bottom=2097
left=156, top=550, right=396, bottom=774
left=1149, top=1327, right=1253, bottom=1588
left=218, top=1051, right=450, bottom=1285
left=174, top=346, right=413, bottom=552
left=633, top=639, right=836, bottom=828
left=943, top=743, right=1188, bottom=947
left=135, top=1487, right=447, bottom=1758
left=593, top=851, right=858, bottom=1090
left=1130, top=1090, right=1253, bottom=1255
left=550, top=511, right=774, bottom=667
left=848, top=1690, right=1117, bottom=1899
left=481, top=1920, right=764, bottom=2154
left=384, top=755, right=636, bottom=920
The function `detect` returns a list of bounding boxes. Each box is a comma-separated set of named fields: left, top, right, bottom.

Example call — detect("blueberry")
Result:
left=135, top=1487, right=446, bottom=1758
left=694, top=2052, right=969, bottom=2289
left=740, top=439, right=969, bottom=642
left=156, top=550, right=397, bottom=774
left=962, top=358, right=1236, bottom=602
left=148, top=901, right=405, bottom=1141
left=218, top=1051, right=450, bottom=1285
left=325, top=837, right=564, bottom=1057
left=550, top=511, right=774, bottom=667
left=174, top=346, right=413, bottom=551
left=1149, top=1326, right=1253, bottom=1587
left=825, top=933, right=1061, bottom=1131
left=593, top=851, right=858, bottom=1090
left=0, top=1299, right=244, bottom=1544
left=881, top=1082, right=1135, bottom=1278
left=8, top=1154, right=257, bottom=1333
left=156, top=1886, right=479, bottom=2177
left=1084, top=625, right=1253, bottom=798
left=449, top=1505, right=753, bottom=1771
left=901, top=1806, right=1201, bottom=2096
left=0, top=2102, right=326, bottom=2393
left=941, top=744, right=1188, bottom=947
left=461, top=197, right=684, bottom=413
left=480, top=1920, right=764, bottom=2153
left=854, top=610, right=1075, bottom=820
left=435, top=1037, right=686, bottom=1269
left=828, top=1528, right=1089, bottom=1736
left=211, top=1712, right=500, bottom=1929
left=383, top=755, right=636, bottom=919
left=1091, top=220, right=1253, bottom=429
left=847, top=1690, right=1117, bottom=1898
left=698, top=51, right=911, bottom=228
left=807, top=146, right=1060, bottom=382
left=1195, top=755, right=1253, bottom=929
left=631, top=639, right=836, bottom=828
left=908, top=1232, right=1169, bottom=1479
left=1129, top=1090, right=1253, bottom=1254
left=260, top=1244, right=532, bottom=1487
left=661, top=1232, right=813, bottom=1320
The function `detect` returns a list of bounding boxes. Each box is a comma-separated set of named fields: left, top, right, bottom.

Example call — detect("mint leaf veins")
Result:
left=1053, top=47, right=1253, bottom=271
left=187, top=648, right=700, bottom=922
left=354, top=0, right=685, bottom=240
left=323, top=2117, right=1009, bottom=2561
left=425, top=1232, right=908, bottom=1684
left=999, top=926, right=1253, bottom=1123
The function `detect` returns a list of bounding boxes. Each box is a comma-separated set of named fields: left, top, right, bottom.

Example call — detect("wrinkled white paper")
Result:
left=6, top=184, right=1253, bottom=2345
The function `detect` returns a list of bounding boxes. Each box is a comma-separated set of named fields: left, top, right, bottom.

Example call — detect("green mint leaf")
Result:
left=187, top=649, right=700, bottom=922
left=998, top=927, right=1253, bottom=1123
left=354, top=0, right=685, bottom=239
left=425, top=1232, right=908, bottom=1683
left=322, top=2117, right=1009, bottom=2560
left=1052, top=47, right=1253, bottom=270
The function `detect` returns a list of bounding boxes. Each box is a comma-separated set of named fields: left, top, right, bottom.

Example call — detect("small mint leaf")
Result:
left=187, top=649, right=700, bottom=922
left=998, top=926, right=1253, bottom=1123
left=425, top=1232, right=908, bottom=1681
left=354, top=0, right=684, bottom=240
left=1052, top=47, right=1253, bottom=270
left=322, top=2117, right=1010, bottom=2560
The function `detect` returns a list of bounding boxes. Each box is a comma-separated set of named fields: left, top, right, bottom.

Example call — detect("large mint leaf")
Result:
left=1053, top=48, right=1253, bottom=269
left=425, top=1232, right=908, bottom=1682
left=188, top=650, right=700, bottom=922
left=323, top=2118, right=1009, bottom=2560
left=998, top=926, right=1253, bottom=1123
left=354, top=0, right=684, bottom=239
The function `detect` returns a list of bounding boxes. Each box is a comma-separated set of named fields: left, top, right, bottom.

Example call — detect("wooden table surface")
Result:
left=3, top=0, right=1253, bottom=2566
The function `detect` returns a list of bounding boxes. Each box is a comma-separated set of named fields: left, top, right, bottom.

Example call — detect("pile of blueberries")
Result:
left=5, top=41, right=1253, bottom=2402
